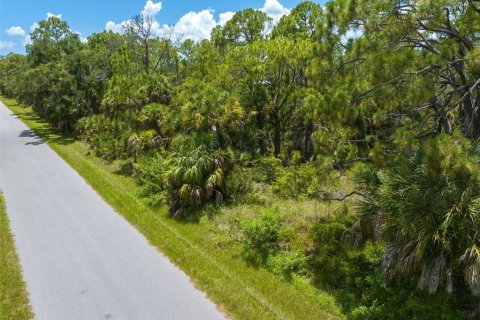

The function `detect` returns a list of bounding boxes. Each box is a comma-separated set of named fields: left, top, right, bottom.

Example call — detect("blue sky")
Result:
left=0, top=0, right=324, bottom=55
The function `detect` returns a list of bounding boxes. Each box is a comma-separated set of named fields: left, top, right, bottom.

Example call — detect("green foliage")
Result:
left=137, top=153, right=168, bottom=206
left=0, top=54, right=28, bottom=98
left=357, top=133, right=480, bottom=298
left=308, top=214, right=463, bottom=319
left=127, top=129, right=161, bottom=163
left=27, top=16, right=81, bottom=66
left=272, top=2, right=322, bottom=40
left=267, top=250, right=306, bottom=276
left=224, top=166, right=255, bottom=203
left=238, top=208, right=306, bottom=276
left=164, top=144, right=233, bottom=216
left=252, top=156, right=283, bottom=183
left=138, top=103, right=179, bottom=141
left=307, top=214, right=377, bottom=289
left=240, top=209, right=283, bottom=263
left=212, top=8, right=271, bottom=50
left=17, top=62, right=83, bottom=131
left=76, top=114, right=129, bottom=160
left=349, top=273, right=462, bottom=320
left=179, top=83, right=244, bottom=148
left=273, top=162, right=319, bottom=199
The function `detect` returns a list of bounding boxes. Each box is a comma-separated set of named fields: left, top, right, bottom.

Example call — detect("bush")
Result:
left=267, top=250, right=306, bottom=276
left=307, top=213, right=464, bottom=319
left=356, top=133, right=480, bottom=297
left=307, top=215, right=380, bottom=290
left=225, top=166, right=255, bottom=203
left=76, top=114, right=129, bottom=160
left=349, top=273, right=462, bottom=320
left=164, top=145, right=233, bottom=216
left=126, top=129, right=162, bottom=163
left=272, top=163, right=319, bottom=199
left=240, top=209, right=283, bottom=263
left=138, top=103, right=178, bottom=139
left=238, top=209, right=306, bottom=276
left=137, top=154, right=168, bottom=206
left=252, top=156, right=283, bottom=183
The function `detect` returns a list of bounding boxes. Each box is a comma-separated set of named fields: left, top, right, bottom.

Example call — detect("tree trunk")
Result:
left=256, top=106, right=266, bottom=155
left=274, top=113, right=281, bottom=158
left=462, top=90, right=480, bottom=139
left=144, top=40, right=149, bottom=74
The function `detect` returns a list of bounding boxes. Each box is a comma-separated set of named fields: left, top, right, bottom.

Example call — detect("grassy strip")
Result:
left=1, top=96, right=344, bottom=320
left=0, top=192, right=33, bottom=320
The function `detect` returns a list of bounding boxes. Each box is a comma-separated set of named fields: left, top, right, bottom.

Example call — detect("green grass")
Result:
left=1, top=96, right=345, bottom=320
left=0, top=192, right=33, bottom=320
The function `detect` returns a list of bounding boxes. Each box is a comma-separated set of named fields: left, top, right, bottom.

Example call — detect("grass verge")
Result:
left=0, top=192, right=33, bottom=320
left=1, top=96, right=344, bottom=320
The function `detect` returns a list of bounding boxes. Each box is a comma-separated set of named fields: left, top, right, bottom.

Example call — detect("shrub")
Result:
left=76, top=114, right=129, bottom=160
left=138, top=103, right=178, bottom=139
left=137, top=154, right=168, bottom=206
left=164, top=145, right=233, bottom=216
left=238, top=209, right=306, bottom=276
left=356, top=133, right=480, bottom=298
left=307, top=214, right=463, bottom=319
left=240, top=209, right=283, bottom=264
left=126, top=129, right=162, bottom=163
left=267, top=250, right=306, bottom=276
left=307, top=215, right=380, bottom=290
left=224, top=166, right=255, bottom=203
left=272, top=163, right=319, bottom=199
left=349, top=273, right=463, bottom=320
left=252, top=156, right=283, bottom=183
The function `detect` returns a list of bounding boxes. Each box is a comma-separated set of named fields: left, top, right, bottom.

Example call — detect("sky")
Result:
left=0, top=0, right=324, bottom=55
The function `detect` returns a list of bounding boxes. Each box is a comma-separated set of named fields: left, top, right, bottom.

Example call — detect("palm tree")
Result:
left=164, top=145, right=232, bottom=216
left=355, top=134, right=480, bottom=296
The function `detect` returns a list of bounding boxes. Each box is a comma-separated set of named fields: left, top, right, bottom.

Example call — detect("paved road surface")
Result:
left=0, top=101, right=225, bottom=320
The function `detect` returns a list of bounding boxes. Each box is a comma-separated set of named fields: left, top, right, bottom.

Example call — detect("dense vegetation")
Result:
left=1, top=0, right=479, bottom=318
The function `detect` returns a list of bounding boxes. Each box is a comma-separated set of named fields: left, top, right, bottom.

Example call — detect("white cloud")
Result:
left=6, top=26, right=26, bottom=37
left=341, top=27, right=364, bottom=46
left=30, top=23, right=39, bottom=32
left=105, top=1, right=162, bottom=35
left=46, top=12, right=62, bottom=19
left=143, top=0, right=162, bottom=16
left=73, top=30, right=87, bottom=43
left=219, top=11, right=235, bottom=26
left=23, top=23, right=39, bottom=46
left=0, top=40, right=16, bottom=51
left=171, top=9, right=217, bottom=42
left=23, top=35, right=32, bottom=46
left=260, top=0, right=290, bottom=23
left=105, top=20, right=127, bottom=33
left=103, top=0, right=291, bottom=42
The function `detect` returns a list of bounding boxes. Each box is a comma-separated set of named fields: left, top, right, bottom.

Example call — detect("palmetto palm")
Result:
left=357, top=134, right=480, bottom=295
left=180, top=84, right=243, bottom=148
left=164, top=145, right=232, bottom=216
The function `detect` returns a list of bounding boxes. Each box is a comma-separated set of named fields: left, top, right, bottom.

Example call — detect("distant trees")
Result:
left=27, top=17, right=81, bottom=66
left=212, top=9, right=271, bottom=51
left=0, top=53, right=27, bottom=97
left=124, top=13, right=156, bottom=73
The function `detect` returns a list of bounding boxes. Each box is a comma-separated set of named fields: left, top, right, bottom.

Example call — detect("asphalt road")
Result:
left=0, top=101, right=225, bottom=320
